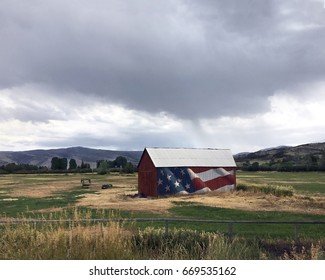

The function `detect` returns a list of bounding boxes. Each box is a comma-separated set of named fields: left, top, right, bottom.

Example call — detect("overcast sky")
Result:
left=1, top=0, right=325, bottom=153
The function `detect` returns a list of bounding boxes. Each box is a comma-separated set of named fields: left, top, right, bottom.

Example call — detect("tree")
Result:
left=79, top=160, right=90, bottom=169
left=51, top=157, right=68, bottom=170
left=305, top=155, right=319, bottom=171
left=318, top=153, right=325, bottom=171
left=59, top=158, right=68, bottom=170
left=69, top=159, right=77, bottom=170
left=97, top=161, right=108, bottom=175
left=4, top=163, right=20, bottom=173
left=122, top=162, right=135, bottom=174
left=51, top=157, right=60, bottom=170
left=113, top=156, right=127, bottom=168
left=248, top=162, right=259, bottom=171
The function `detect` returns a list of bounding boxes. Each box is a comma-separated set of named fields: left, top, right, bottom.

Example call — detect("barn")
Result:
left=137, top=147, right=236, bottom=197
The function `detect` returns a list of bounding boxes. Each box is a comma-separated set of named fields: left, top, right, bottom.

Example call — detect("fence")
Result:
left=1, top=218, right=325, bottom=242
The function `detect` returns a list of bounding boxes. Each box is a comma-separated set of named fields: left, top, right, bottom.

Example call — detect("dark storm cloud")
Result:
left=1, top=0, right=325, bottom=120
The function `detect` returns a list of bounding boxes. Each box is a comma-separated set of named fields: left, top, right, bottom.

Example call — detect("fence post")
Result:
left=228, top=223, right=233, bottom=241
left=294, top=224, right=299, bottom=242
left=100, top=222, right=104, bottom=242
left=165, top=220, right=169, bottom=239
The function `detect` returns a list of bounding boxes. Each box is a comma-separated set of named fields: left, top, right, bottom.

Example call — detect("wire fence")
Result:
left=1, top=218, right=325, bottom=242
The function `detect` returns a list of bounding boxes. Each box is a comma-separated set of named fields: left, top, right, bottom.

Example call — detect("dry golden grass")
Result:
left=0, top=175, right=78, bottom=198
left=11, top=183, right=76, bottom=198
left=75, top=185, right=325, bottom=215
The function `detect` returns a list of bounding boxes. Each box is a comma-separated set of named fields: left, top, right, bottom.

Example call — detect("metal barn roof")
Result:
left=145, top=148, right=236, bottom=168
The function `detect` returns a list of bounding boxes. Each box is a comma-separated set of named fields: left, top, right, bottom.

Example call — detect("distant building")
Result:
left=137, top=147, right=236, bottom=197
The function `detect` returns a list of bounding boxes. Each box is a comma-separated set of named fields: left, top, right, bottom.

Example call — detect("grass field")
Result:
left=238, top=171, right=325, bottom=194
left=0, top=171, right=325, bottom=259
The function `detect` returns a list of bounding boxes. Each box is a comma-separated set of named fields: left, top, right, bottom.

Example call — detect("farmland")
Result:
left=0, top=171, right=325, bottom=259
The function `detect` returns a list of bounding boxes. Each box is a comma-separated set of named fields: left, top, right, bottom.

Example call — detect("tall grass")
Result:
left=0, top=221, right=266, bottom=260
left=1, top=222, right=323, bottom=260
left=131, top=227, right=264, bottom=260
left=0, top=208, right=265, bottom=260
left=0, top=221, right=134, bottom=259
left=237, top=171, right=325, bottom=194
left=1, top=209, right=324, bottom=260
left=236, top=181, right=294, bottom=197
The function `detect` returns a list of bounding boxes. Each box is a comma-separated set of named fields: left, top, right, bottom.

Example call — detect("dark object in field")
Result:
left=102, top=184, right=113, bottom=189
left=81, top=178, right=91, bottom=187
left=125, top=193, right=147, bottom=198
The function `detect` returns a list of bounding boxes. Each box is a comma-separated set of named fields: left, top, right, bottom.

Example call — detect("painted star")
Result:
left=158, top=178, right=163, bottom=185
left=174, top=181, right=180, bottom=188
left=167, top=174, right=172, bottom=181
left=165, top=185, right=170, bottom=192
left=185, top=183, right=191, bottom=190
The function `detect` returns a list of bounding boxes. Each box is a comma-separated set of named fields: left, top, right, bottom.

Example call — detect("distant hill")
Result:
left=235, top=142, right=325, bottom=162
left=234, top=142, right=325, bottom=171
left=0, top=147, right=142, bottom=168
left=2, top=143, right=325, bottom=171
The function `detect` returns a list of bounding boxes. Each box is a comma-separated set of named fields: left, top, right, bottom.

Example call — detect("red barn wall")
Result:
left=137, top=150, right=157, bottom=197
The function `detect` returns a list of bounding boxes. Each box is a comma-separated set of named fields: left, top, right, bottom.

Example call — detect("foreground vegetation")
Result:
left=1, top=210, right=324, bottom=260
left=0, top=216, right=259, bottom=260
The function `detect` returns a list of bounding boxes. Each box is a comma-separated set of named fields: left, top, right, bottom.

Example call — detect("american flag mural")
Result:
left=157, top=167, right=235, bottom=195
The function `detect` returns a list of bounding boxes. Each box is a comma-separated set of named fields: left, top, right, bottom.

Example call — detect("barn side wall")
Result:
left=137, top=150, right=157, bottom=197
left=190, top=166, right=236, bottom=191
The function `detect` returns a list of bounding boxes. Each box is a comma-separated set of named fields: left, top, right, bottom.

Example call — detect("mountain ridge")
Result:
left=234, top=142, right=325, bottom=167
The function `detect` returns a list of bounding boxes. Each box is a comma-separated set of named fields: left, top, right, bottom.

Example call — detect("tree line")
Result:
left=96, top=156, right=135, bottom=174
left=238, top=153, right=325, bottom=172
left=0, top=163, right=48, bottom=174
left=50, top=156, right=136, bottom=174
left=50, top=157, right=90, bottom=171
left=0, top=156, right=136, bottom=174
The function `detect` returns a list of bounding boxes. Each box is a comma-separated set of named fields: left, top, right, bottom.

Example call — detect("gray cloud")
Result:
left=1, top=0, right=325, bottom=151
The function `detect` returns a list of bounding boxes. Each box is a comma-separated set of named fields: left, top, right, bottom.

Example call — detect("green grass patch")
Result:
left=168, top=204, right=325, bottom=239
left=237, top=171, right=325, bottom=194
left=0, top=188, right=96, bottom=217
